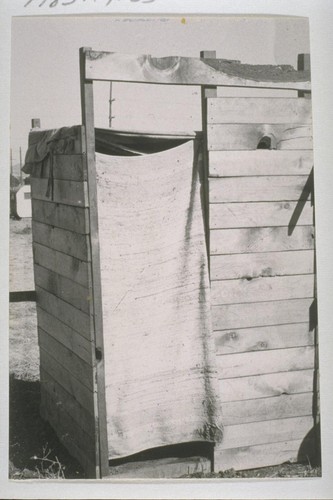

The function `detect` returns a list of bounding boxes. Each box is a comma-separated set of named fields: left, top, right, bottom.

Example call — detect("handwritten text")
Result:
left=24, top=0, right=156, bottom=7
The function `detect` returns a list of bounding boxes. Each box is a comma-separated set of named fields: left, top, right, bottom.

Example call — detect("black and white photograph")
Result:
left=2, top=4, right=333, bottom=495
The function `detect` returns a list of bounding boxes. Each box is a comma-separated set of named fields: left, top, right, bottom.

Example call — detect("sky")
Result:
left=10, top=15, right=310, bottom=170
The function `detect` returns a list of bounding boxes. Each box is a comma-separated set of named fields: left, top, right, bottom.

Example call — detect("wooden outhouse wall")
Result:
left=206, top=97, right=318, bottom=470
left=30, top=126, right=101, bottom=478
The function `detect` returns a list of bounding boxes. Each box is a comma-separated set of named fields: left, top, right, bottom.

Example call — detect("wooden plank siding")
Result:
left=210, top=250, right=314, bottom=280
left=209, top=150, right=313, bottom=177
left=30, top=125, right=101, bottom=478
left=206, top=96, right=317, bottom=471
left=32, top=199, right=89, bottom=234
left=30, top=154, right=87, bottom=182
left=208, top=124, right=313, bottom=151
left=33, top=243, right=90, bottom=287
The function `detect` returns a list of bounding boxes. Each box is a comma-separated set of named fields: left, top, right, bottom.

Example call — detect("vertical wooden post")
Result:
left=19, top=147, right=23, bottom=184
left=200, top=50, right=217, bottom=275
left=31, top=118, right=41, bottom=129
left=298, top=54, right=311, bottom=98
left=80, top=47, right=109, bottom=478
left=200, top=50, right=217, bottom=473
left=10, top=148, right=13, bottom=176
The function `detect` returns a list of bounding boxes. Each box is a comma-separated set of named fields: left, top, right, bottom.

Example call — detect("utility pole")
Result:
left=109, top=82, right=115, bottom=128
left=10, top=148, right=13, bottom=176
left=19, top=147, right=23, bottom=184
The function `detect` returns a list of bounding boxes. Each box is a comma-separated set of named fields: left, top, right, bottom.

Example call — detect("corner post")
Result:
left=200, top=50, right=217, bottom=275
left=298, top=53, right=311, bottom=98
left=200, top=50, right=217, bottom=473
left=79, top=47, right=109, bottom=478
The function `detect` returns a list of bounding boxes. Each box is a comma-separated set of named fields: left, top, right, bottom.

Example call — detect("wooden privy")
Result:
left=26, top=48, right=319, bottom=478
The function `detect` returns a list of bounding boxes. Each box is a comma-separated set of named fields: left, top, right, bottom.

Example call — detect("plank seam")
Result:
left=40, top=346, right=96, bottom=397
left=219, top=390, right=314, bottom=405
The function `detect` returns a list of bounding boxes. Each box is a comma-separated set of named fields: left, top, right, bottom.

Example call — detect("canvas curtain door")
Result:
left=95, top=139, right=222, bottom=459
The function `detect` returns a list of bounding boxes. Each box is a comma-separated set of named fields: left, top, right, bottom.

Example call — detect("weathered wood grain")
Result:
left=222, top=392, right=313, bottom=426
left=32, top=199, right=89, bottom=234
left=214, top=438, right=310, bottom=472
left=210, top=250, right=314, bottom=280
left=32, top=221, right=91, bottom=261
left=216, top=346, right=315, bottom=379
left=31, top=177, right=89, bottom=207
left=39, top=348, right=95, bottom=416
left=107, top=456, right=211, bottom=479
left=211, top=274, right=314, bottom=305
left=207, top=97, right=312, bottom=124
left=80, top=46, right=109, bottom=478
left=84, top=50, right=311, bottom=91
left=37, top=306, right=93, bottom=366
left=40, top=368, right=96, bottom=438
left=40, top=384, right=97, bottom=478
left=210, top=227, right=314, bottom=255
left=39, top=329, right=94, bottom=391
left=218, top=369, right=314, bottom=402
left=33, top=243, right=89, bottom=287
left=219, top=415, right=314, bottom=450
left=208, top=124, right=313, bottom=151
left=36, top=286, right=92, bottom=340
left=30, top=154, right=87, bottom=182
left=210, top=201, right=313, bottom=229
left=34, top=264, right=91, bottom=314
left=212, top=298, right=314, bottom=330
left=208, top=150, right=313, bottom=177
left=209, top=176, right=312, bottom=203
left=215, top=323, right=314, bottom=355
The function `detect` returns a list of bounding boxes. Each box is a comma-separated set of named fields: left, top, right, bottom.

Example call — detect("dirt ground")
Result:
left=8, top=218, right=321, bottom=480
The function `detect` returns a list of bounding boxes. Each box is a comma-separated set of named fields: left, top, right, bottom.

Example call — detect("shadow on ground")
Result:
left=9, top=376, right=85, bottom=479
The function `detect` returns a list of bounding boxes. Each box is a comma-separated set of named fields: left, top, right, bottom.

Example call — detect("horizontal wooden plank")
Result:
left=40, top=367, right=96, bottom=439
left=40, top=384, right=97, bottom=478
left=215, top=323, right=314, bottom=355
left=216, top=346, right=315, bottom=379
left=215, top=438, right=311, bottom=472
left=210, top=201, right=313, bottom=228
left=34, top=264, right=91, bottom=314
left=208, top=150, right=313, bottom=177
left=30, top=154, right=87, bottom=182
left=39, top=347, right=95, bottom=416
left=209, top=176, right=312, bottom=203
left=212, top=298, right=314, bottom=330
left=108, top=456, right=211, bottom=479
left=219, top=415, right=314, bottom=450
left=208, top=124, right=313, bottom=151
left=39, top=329, right=94, bottom=391
left=222, top=392, right=313, bottom=426
left=84, top=50, right=311, bottom=91
left=33, top=243, right=90, bottom=287
left=37, top=306, right=93, bottom=366
left=207, top=98, right=312, bottom=124
left=31, top=177, right=88, bottom=208
left=210, top=250, right=314, bottom=280
left=210, top=227, right=314, bottom=255
left=32, top=199, right=89, bottom=234
left=32, top=221, right=91, bottom=261
left=36, top=286, right=92, bottom=340
left=211, top=274, right=314, bottom=305
left=218, top=369, right=314, bottom=402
